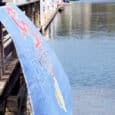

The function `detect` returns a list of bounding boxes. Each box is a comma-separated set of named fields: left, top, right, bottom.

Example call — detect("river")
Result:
left=45, top=1, right=115, bottom=115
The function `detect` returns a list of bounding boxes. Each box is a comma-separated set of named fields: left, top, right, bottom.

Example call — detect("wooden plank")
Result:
left=0, top=59, right=18, bottom=96
left=6, top=0, right=40, bottom=6
left=6, top=96, right=18, bottom=112
left=0, top=22, right=4, bottom=80
left=2, top=27, right=8, bottom=38
left=0, top=81, right=6, bottom=96
left=0, top=62, right=20, bottom=98
left=4, top=39, right=14, bottom=58
left=3, top=59, right=18, bottom=76
left=3, top=34, right=11, bottom=43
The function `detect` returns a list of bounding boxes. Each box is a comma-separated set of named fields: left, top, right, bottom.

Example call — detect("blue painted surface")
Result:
left=0, top=6, right=72, bottom=115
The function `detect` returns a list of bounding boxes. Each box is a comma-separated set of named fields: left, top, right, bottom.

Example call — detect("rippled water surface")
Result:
left=46, top=2, right=115, bottom=115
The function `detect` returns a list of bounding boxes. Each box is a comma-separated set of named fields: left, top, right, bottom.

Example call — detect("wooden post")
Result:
left=0, top=22, right=3, bottom=80
left=0, top=2, right=6, bottom=80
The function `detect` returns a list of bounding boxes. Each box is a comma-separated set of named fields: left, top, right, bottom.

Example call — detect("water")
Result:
left=45, top=2, right=115, bottom=115
left=79, top=0, right=115, bottom=3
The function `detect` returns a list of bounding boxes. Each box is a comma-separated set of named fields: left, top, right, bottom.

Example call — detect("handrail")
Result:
left=0, top=0, right=40, bottom=80
left=0, top=2, right=6, bottom=80
left=6, top=0, right=39, bottom=6
left=0, top=23, right=3, bottom=80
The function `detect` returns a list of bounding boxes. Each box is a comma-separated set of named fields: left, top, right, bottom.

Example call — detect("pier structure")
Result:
left=0, top=0, right=61, bottom=114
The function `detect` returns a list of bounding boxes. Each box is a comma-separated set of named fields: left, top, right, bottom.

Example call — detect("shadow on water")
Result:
left=45, top=2, right=115, bottom=115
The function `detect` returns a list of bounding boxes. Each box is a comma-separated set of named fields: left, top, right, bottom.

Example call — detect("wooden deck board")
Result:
left=0, top=58, right=18, bottom=95
left=0, top=80, right=6, bottom=95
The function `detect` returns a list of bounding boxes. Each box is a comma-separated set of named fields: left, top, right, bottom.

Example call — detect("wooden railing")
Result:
left=0, top=0, right=40, bottom=80
left=0, top=1, right=40, bottom=114
left=0, top=23, right=18, bottom=80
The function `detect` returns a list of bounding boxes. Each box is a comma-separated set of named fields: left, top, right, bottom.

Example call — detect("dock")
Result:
left=0, top=0, right=61, bottom=114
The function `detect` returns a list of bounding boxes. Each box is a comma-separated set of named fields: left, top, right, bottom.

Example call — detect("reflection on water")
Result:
left=45, top=2, right=115, bottom=115
left=79, top=0, right=115, bottom=3
left=46, top=2, right=115, bottom=40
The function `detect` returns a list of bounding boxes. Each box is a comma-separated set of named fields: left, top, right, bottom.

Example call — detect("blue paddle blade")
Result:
left=0, top=6, right=72, bottom=115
